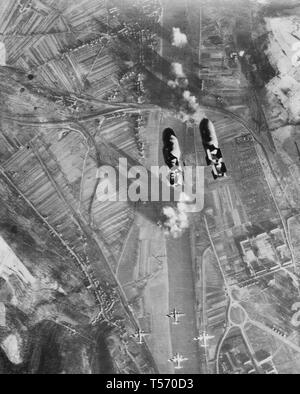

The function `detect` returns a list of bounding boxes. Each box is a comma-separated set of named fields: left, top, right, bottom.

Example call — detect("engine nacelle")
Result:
left=199, top=117, right=219, bottom=150
left=199, top=117, right=227, bottom=179
left=162, top=128, right=184, bottom=186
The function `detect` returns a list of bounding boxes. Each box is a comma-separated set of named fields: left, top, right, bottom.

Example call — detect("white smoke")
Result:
left=171, top=62, right=186, bottom=79
left=182, top=90, right=206, bottom=123
left=162, top=193, right=191, bottom=238
left=177, top=108, right=206, bottom=125
left=169, top=58, right=206, bottom=125
left=169, top=63, right=188, bottom=90
left=172, top=27, right=188, bottom=48
left=168, top=80, right=179, bottom=89
left=162, top=206, right=188, bottom=238
left=168, top=78, right=189, bottom=89
left=178, top=110, right=191, bottom=123
left=183, top=90, right=198, bottom=110
left=180, top=78, right=189, bottom=88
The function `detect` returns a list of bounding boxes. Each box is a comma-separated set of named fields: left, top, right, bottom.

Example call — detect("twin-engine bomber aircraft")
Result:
left=166, top=308, right=185, bottom=324
left=168, top=353, right=189, bottom=369
left=162, top=118, right=227, bottom=186
left=130, top=329, right=150, bottom=344
left=199, top=117, right=227, bottom=179
left=193, top=331, right=215, bottom=347
left=162, top=128, right=185, bottom=187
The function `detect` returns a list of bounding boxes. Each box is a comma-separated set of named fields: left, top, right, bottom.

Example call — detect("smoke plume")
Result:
left=168, top=63, right=188, bottom=91
left=162, top=193, right=191, bottom=238
left=168, top=78, right=189, bottom=89
left=172, top=27, right=188, bottom=48
left=182, top=90, right=206, bottom=123
left=171, top=62, right=186, bottom=79
left=183, top=90, right=198, bottom=111
left=168, top=80, right=179, bottom=89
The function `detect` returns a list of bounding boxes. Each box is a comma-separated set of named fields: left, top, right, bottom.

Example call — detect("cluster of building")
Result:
left=132, top=114, right=146, bottom=159
left=220, top=349, right=256, bottom=374
left=221, top=341, right=278, bottom=374
left=118, top=71, right=147, bottom=103
left=197, top=25, right=246, bottom=105
left=134, top=0, right=162, bottom=21
left=205, top=131, right=292, bottom=287
left=109, top=2, right=161, bottom=74
left=108, top=0, right=161, bottom=23
left=117, top=23, right=144, bottom=41
left=116, top=24, right=159, bottom=51
left=59, top=35, right=109, bottom=59
left=267, top=323, right=288, bottom=338
left=230, top=134, right=278, bottom=225
left=255, top=350, right=278, bottom=374
left=240, top=228, right=292, bottom=277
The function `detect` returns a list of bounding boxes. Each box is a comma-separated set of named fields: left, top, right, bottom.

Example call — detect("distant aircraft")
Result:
left=193, top=331, right=215, bottom=347
left=168, top=353, right=188, bottom=369
left=199, top=117, right=227, bottom=179
left=162, top=128, right=185, bottom=187
left=130, top=329, right=150, bottom=344
left=166, top=308, right=185, bottom=324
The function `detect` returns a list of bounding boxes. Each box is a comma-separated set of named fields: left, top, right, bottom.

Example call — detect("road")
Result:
left=152, top=0, right=295, bottom=374
left=0, top=140, right=160, bottom=373
left=166, top=232, right=201, bottom=374
left=6, top=72, right=290, bottom=376
left=205, top=211, right=300, bottom=372
left=200, top=248, right=210, bottom=372
left=158, top=113, right=201, bottom=374
left=5, top=0, right=294, bottom=375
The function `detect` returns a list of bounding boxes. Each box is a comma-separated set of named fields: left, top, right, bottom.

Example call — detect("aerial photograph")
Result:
left=0, top=0, right=300, bottom=375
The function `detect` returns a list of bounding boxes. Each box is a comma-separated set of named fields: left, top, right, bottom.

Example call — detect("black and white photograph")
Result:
left=0, top=0, right=299, bottom=376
